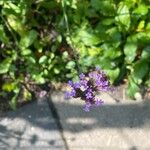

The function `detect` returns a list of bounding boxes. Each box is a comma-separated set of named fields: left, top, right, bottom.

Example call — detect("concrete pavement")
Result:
left=0, top=98, right=66, bottom=150
left=0, top=91, right=150, bottom=150
left=50, top=92, right=150, bottom=150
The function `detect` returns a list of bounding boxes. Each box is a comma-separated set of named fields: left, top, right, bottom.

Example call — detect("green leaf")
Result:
left=133, top=60, right=149, bottom=84
left=21, top=49, right=32, bottom=56
left=146, top=22, right=150, bottom=30
left=127, top=32, right=150, bottom=44
left=39, top=56, right=47, bottom=64
left=133, top=4, right=148, bottom=16
left=54, top=68, right=60, bottom=74
left=98, top=57, right=112, bottom=69
left=66, top=61, right=76, bottom=69
left=0, top=1, right=3, bottom=5
left=141, top=46, right=150, bottom=60
left=2, top=82, right=16, bottom=92
left=20, top=30, right=37, bottom=48
left=137, top=20, right=145, bottom=31
left=81, top=56, right=94, bottom=67
left=115, top=2, right=130, bottom=31
left=101, top=19, right=114, bottom=26
left=33, top=74, right=45, bottom=84
left=101, top=43, right=121, bottom=59
left=79, top=30, right=101, bottom=46
left=106, top=27, right=121, bottom=46
left=4, top=2, right=21, bottom=14
left=104, top=49, right=121, bottom=59
left=23, top=88, right=32, bottom=101
left=91, top=0, right=115, bottom=16
left=124, top=42, right=137, bottom=63
left=9, top=94, right=18, bottom=110
left=0, top=25, right=9, bottom=43
left=28, top=56, right=36, bottom=64
left=0, top=58, right=12, bottom=74
left=105, top=68, right=120, bottom=82
left=127, top=76, right=139, bottom=98
left=62, top=51, right=69, bottom=59
left=124, top=0, right=136, bottom=8
left=7, top=15, right=24, bottom=34
left=9, top=87, right=20, bottom=110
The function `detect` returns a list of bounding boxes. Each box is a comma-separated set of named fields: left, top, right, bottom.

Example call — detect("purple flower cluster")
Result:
left=65, top=67, right=112, bottom=112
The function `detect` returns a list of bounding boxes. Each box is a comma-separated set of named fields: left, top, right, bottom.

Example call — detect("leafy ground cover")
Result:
left=0, top=0, right=150, bottom=110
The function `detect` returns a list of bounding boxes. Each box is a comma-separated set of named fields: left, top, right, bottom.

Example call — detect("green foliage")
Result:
left=0, top=0, right=150, bottom=110
left=61, top=0, right=150, bottom=99
left=115, top=2, right=130, bottom=31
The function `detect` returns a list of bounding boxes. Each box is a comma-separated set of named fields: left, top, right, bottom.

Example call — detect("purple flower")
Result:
left=85, top=92, right=93, bottom=99
left=95, top=78, right=101, bottom=86
left=64, top=91, right=71, bottom=99
left=95, top=99, right=104, bottom=106
left=73, top=82, right=81, bottom=89
left=68, top=80, right=73, bottom=86
left=65, top=66, right=112, bottom=111
left=80, top=79, right=88, bottom=89
left=80, top=79, right=88, bottom=85
left=88, top=71, right=98, bottom=80
left=79, top=73, right=85, bottom=79
left=70, top=89, right=76, bottom=97
left=83, top=102, right=92, bottom=112
left=97, top=80, right=110, bottom=91
left=89, top=72, right=95, bottom=79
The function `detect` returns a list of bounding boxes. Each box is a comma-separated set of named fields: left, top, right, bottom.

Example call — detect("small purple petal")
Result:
left=70, top=89, right=76, bottom=97
left=89, top=71, right=98, bottom=79
left=83, top=102, right=92, bottom=112
left=85, top=92, right=93, bottom=99
left=73, top=82, right=81, bottom=89
left=95, top=99, right=104, bottom=106
left=64, top=92, right=71, bottom=99
left=68, top=80, right=73, bottom=86
left=79, top=73, right=85, bottom=79
left=80, top=79, right=88, bottom=86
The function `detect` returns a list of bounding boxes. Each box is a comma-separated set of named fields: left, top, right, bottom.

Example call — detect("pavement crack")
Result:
left=46, top=95, right=69, bottom=150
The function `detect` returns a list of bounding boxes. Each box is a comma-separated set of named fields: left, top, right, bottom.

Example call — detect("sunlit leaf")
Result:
left=133, top=60, right=149, bottom=84
left=0, top=58, right=12, bottom=74
left=79, top=30, right=101, bottom=46
left=20, top=30, right=37, bottom=48
left=127, top=76, right=139, bottom=98
left=105, top=68, right=120, bottom=82
left=39, top=56, right=47, bottom=64
left=2, top=82, right=16, bottom=92
left=133, top=4, right=148, bottom=16
left=21, top=49, right=32, bottom=56
left=7, top=15, right=24, bottom=34
left=115, top=2, right=130, bottom=31
left=66, top=61, right=76, bottom=69
left=124, top=42, right=137, bottom=63
left=141, top=46, right=150, bottom=60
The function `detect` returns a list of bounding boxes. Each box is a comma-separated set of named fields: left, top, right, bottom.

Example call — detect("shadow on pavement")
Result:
left=0, top=100, right=65, bottom=149
left=53, top=99, right=150, bottom=133
left=0, top=96, right=150, bottom=149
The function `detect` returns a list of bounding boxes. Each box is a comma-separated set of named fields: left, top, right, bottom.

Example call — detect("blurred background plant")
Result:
left=0, top=0, right=150, bottom=110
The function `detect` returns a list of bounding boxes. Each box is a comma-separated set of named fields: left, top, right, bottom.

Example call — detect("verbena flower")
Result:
left=83, top=102, right=92, bottom=112
left=64, top=67, right=113, bottom=111
left=79, top=73, right=85, bottom=79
